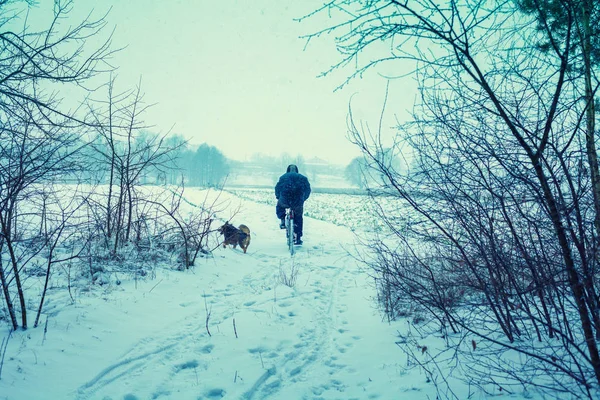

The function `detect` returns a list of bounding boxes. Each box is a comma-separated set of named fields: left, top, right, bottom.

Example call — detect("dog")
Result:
left=218, top=222, right=251, bottom=253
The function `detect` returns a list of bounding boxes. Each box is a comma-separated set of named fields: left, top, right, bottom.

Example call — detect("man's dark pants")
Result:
left=276, top=201, right=304, bottom=238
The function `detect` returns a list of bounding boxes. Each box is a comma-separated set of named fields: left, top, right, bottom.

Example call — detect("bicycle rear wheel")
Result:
left=286, top=213, right=295, bottom=256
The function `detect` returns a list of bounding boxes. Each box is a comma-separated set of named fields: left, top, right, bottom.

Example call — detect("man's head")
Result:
left=286, top=164, right=299, bottom=173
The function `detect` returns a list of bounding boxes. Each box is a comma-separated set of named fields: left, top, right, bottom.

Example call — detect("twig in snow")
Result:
left=304, top=271, right=311, bottom=287
left=42, top=317, right=49, bottom=345
left=233, top=318, right=238, bottom=338
left=234, top=370, right=238, bottom=383
left=204, top=292, right=212, bottom=337
left=65, top=262, right=75, bottom=304
left=149, top=279, right=164, bottom=293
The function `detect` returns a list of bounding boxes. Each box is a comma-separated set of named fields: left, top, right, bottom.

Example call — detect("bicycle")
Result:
left=284, top=208, right=296, bottom=256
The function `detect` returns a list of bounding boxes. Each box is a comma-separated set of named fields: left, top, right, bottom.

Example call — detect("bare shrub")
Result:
left=143, top=184, right=228, bottom=269
left=308, top=0, right=600, bottom=397
left=278, top=259, right=300, bottom=288
left=0, top=1, right=112, bottom=330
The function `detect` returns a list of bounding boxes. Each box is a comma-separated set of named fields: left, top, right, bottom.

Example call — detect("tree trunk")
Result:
left=113, top=174, right=125, bottom=255
left=533, top=160, right=600, bottom=385
left=34, top=246, right=53, bottom=328
left=580, top=0, right=600, bottom=340
left=2, top=225, right=27, bottom=329
left=0, top=243, right=17, bottom=331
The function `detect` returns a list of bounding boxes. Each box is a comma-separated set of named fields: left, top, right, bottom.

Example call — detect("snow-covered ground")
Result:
left=0, top=189, right=538, bottom=399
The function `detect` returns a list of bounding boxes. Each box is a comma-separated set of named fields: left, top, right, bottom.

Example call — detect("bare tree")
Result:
left=308, top=0, right=600, bottom=397
left=517, top=0, right=600, bottom=340
left=86, top=77, right=183, bottom=258
left=0, top=0, right=113, bottom=125
left=0, top=0, right=113, bottom=330
left=190, top=143, right=230, bottom=188
left=0, top=112, right=91, bottom=330
left=33, top=185, right=92, bottom=328
left=344, top=157, right=366, bottom=189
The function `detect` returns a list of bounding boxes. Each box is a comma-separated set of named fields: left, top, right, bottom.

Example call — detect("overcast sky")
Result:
left=33, top=0, right=417, bottom=166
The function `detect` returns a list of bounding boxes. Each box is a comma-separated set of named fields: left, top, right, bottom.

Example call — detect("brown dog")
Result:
left=218, top=222, right=251, bottom=253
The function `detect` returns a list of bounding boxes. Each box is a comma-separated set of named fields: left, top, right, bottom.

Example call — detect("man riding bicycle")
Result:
left=275, top=164, right=311, bottom=245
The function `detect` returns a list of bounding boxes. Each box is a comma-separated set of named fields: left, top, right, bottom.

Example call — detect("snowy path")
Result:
left=1, top=191, right=424, bottom=400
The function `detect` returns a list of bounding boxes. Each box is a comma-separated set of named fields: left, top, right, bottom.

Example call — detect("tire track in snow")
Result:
left=241, top=366, right=277, bottom=399
left=76, top=342, right=178, bottom=399
left=74, top=304, right=213, bottom=400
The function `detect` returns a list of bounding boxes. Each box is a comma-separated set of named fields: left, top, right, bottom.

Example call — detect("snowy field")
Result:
left=226, top=171, right=353, bottom=190
left=0, top=188, right=550, bottom=399
left=226, top=189, right=386, bottom=233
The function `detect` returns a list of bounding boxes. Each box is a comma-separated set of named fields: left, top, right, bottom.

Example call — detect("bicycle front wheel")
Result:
left=287, top=216, right=295, bottom=256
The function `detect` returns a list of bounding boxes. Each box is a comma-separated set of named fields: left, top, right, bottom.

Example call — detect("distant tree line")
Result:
left=82, top=134, right=230, bottom=188
left=345, top=149, right=405, bottom=189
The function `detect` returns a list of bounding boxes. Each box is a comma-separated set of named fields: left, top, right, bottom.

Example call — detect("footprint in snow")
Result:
left=248, top=346, right=268, bottom=354
left=174, top=360, right=199, bottom=372
left=200, top=344, right=214, bottom=354
left=202, top=388, right=226, bottom=399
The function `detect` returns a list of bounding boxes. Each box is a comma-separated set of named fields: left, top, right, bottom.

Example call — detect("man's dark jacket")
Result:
left=275, top=171, right=311, bottom=208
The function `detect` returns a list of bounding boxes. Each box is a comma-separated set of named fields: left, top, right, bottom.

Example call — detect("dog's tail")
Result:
left=238, top=224, right=251, bottom=253
left=238, top=225, right=250, bottom=235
